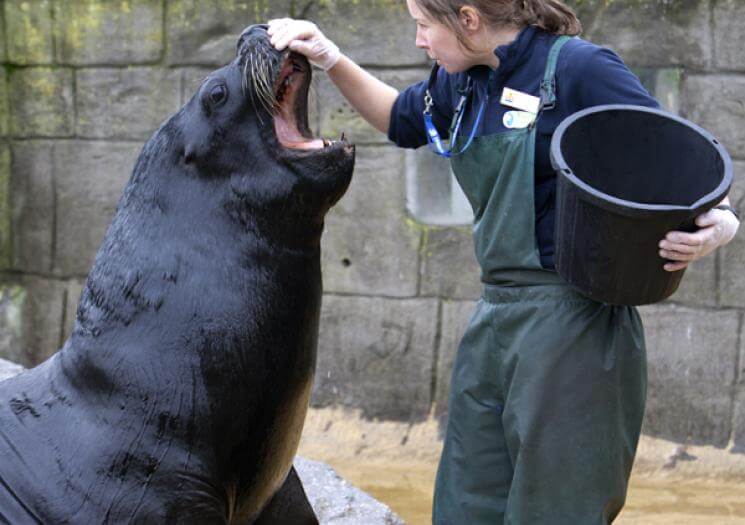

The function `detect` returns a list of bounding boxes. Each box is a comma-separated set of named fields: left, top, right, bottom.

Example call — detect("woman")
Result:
left=268, top=1, right=740, bottom=523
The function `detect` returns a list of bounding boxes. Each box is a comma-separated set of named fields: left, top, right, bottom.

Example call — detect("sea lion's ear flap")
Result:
left=184, top=144, right=196, bottom=164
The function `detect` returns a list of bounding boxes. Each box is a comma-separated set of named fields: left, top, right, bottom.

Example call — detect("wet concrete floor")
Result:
left=326, top=461, right=745, bottom=525
left=298, top=408, right=745, bottom=524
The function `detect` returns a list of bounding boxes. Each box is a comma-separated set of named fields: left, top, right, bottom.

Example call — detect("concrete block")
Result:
left=719, top=161, right=745, bottom=307
left=308, top=0, right=428, bottom=67
left=632, top=67, right=682, bottom=114
left=321, top=146, right=421, bottom=297
left=578, top=0, right=712, bottom=70
left=313, top=295, right=438, bottom=421
left=62, top=279, right=85, bottom=344
left=317, top=68, right=427, bottom=145
left=178, top=67, right=215, bottom=106
left=681, top=75, right=745, bottom=159
left=0, top=144, right=10, bottom=269
left=76, top=68, right=181, bottom=139
left=166, top=0, right=294, bottom=66
left=294, top=457, right=404, bottom=524
left=53, top=0, right=163, bottom=65
left=434, top=299, right=477, bottom=418
left=0, top=277, right=65, bottom=367
left=733, top=322, right=745, bottom=453
left=0, top=7, right=5, bottom=63
left=668, top=253, right=717, bottom=307
left=0, top=68, right=8, bottom=136
left=4, top=0, right=54, bottom=64
left=54, top=141, right=140, bottom=276
left=0, top=284, right=25, bottom=365
left=419, top=227, right=481, bottom=301
left=0, top=358, right=23, bottom=382
left=639, top=304, right=739, bottom=447
left=713, top=0, right=745, bottom=72
left=8, top=68, right=74, bottom=137
left=9, top=140, right=54, bottom=273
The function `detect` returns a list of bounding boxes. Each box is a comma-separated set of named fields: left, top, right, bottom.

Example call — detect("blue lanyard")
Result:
left=423, top=65, right=490, bottom=158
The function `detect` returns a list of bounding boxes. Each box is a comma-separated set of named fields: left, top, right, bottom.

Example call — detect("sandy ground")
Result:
left=298, top=407, right=745, bottom=525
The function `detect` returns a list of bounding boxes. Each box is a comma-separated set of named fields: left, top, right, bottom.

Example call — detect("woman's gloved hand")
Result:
left=659, top=205, right=740, bottom=272
left=267, top=18, right=341, bottom=71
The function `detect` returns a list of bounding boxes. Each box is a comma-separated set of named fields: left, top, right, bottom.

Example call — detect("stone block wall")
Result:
left=0, top=0, right=743, bottom=450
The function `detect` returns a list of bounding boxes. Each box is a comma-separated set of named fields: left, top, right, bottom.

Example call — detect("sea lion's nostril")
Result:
left=237, top=24, right=269, bottom=51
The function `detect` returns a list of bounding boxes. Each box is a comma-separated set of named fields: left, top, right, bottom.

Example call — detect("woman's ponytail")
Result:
left=414, top=0, right=582, bottom=51
left=519, top=0, right=582, bottom=35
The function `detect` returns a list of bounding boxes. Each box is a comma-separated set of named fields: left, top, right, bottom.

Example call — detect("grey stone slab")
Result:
left=0, top=144, right=9, bottom=269
left=54, top=140, right=140, bottom=276
left=308, top=0, right=428, bottom=67
left=8, top=68, right=74, bottom=137
left=321, top=146, right=420, bottom=297
left=0, top=358, right=23, bottom=382
left=419, top=227, right=481, bottom=301
left=0, top=7, right=5, bottom=63
left=53, top=0, right=163, bottom=65
left=4, top=0, right=54, bottom=64
left=317, top=68, right=427, bottom=145
left=166, top=0, right=294, bottom=66
left=178, top=67, right=215, bottom=106
left=312, top=295, right=438, bottom=421
left=295, top=457, right=404, bottom=524
left=719, top=161, right=745, bottom=307
left=632, top=67, right=682, bottom=114
left=76, top=68, right=181, bottom=140
left=62, top=278, right=85, bottom=344
left=0, top=276, right=65, bottom=367
left=667, top=252, right=717, bottom=307
left=578, top=0, right=712, bottom=70
left=681, top=75, right=745, bottom=159
left=9, top=140, right=54, bottom=273
left=733, top=322, right=745, bottom=453
left=0, top=284, right=25, bottom=365
left=639, top=304, right=739, bottom=447
left=713, top=0, right=745, bottom=72
left=434, top=299, right=477, bottom=419
left=0, top=68, right=8, bottom=137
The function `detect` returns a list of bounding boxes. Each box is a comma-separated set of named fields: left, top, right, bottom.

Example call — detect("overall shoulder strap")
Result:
left=539, top=35, right=572, bottom=112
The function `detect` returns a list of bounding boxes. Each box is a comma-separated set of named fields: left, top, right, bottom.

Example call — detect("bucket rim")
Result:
left=549, top=104, right=733, bottom=213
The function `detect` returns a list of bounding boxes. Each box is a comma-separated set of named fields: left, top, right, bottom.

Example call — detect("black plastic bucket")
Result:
left=550, top=104, right=732, bottom=305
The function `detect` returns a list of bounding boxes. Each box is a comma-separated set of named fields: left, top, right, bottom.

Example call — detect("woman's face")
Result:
left=406, top=0, right=475, bottom=73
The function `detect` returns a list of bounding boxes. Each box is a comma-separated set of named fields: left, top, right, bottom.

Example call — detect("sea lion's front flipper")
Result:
left=250, top=467, right=318, bottom=525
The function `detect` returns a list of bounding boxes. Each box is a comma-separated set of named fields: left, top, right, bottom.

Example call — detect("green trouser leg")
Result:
left=433, top=284, right=647, bottom=525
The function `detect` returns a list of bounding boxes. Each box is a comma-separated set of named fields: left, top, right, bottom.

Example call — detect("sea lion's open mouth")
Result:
left=272, top=52, right=344, bottom=151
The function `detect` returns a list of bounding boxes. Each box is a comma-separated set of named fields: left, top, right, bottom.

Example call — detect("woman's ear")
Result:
left=458, top=6, right=481, bottom=31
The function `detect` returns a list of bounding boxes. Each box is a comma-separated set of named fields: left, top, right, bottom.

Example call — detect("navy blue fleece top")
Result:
left=387, top=26, right=660, bottom=269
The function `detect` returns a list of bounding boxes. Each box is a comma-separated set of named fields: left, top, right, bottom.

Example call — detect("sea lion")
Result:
left=0, top=24, right=354, bottom=524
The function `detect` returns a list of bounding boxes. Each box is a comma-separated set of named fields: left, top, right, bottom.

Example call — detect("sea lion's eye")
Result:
left=209, top=84, right=228, bottom=106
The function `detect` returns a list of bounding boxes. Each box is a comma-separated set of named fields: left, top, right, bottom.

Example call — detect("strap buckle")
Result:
left=540, top=78, right=556, bottom=111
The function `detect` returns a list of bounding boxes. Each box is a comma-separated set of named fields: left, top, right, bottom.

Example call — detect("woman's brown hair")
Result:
left=416, top=0, right=581, bottom=50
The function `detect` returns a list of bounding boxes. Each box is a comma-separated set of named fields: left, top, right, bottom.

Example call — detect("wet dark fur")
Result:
left=0, top=25, right=353, bottom=524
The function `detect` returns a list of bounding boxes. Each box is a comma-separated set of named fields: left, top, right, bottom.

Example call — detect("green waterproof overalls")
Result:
left=432, top=37, right=648, bottom=525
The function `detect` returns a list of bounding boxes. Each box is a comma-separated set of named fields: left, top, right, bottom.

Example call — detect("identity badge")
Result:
left=500, top=87, right=541, bottom=114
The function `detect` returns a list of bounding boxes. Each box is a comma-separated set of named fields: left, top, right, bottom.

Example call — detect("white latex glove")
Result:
left=267, top=18, right=341, bottom=71
left=659, top=206, right=740, bottom=272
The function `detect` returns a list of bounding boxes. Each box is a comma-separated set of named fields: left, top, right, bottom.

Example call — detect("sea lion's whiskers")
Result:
left=249, top=52, right=275, bottom=119
left=255, top=55, right=277, bottom=114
